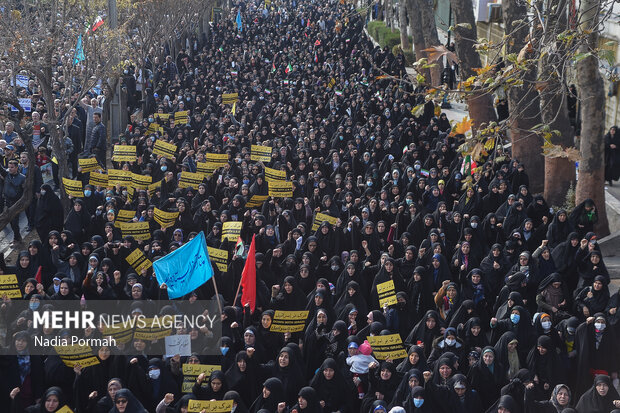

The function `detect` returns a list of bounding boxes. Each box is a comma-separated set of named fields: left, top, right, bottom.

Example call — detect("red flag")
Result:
left=314, top=40, right=321, bottom=46
left=35, top=266, right=42, bottom=284
left=307, top=19, right=310, bottom=27
left=240, top=235, right=256, bottom=312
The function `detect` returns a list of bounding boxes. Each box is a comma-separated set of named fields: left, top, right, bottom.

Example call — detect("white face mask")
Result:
left=148, top=369, right=161, bottom=380
left=445, top=338, right=456, bottom=346
left=541, top=321, right=552, bottom=330
left=594, top=322, right=605, bottom=332
left=470, top=222, right=478, bottom=229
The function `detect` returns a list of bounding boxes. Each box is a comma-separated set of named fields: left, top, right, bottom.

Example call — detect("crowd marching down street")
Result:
left=1, top=0, right=620, bottom=412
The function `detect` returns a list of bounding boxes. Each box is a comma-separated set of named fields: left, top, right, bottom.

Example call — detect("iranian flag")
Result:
left=460, top=155, right=477, bottom=176
left=88, top=16, right=104, bottom=33
left=271, top=62, right=276, bottom=73
left=285, top=63, right=292, bottom=74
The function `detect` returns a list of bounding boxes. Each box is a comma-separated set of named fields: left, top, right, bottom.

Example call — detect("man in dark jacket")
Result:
left=2, top=160, right=25, bottom=243
left=87, top=112, right=107, bottom=168
left=19, top=151, right=42, bottom=231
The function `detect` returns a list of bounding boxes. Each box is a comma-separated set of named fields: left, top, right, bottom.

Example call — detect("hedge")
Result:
left=367, top=21, right=415, bottom=63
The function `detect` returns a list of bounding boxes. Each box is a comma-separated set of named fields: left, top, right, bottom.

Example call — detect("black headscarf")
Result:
left=110, top=388, right=148, bottom=413
left=309, top=358, right=351, bottom=413
left=575, top=375, right=620, bottom=413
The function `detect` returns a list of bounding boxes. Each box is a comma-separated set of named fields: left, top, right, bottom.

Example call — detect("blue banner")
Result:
left=153, top=232, right=213, bottom=299
left=73, top=34, right=85, bottom=65
left=236, top=10, right=243, bottom=32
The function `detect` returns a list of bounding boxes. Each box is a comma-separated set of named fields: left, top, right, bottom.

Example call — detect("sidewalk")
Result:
left=0, top=212, right=32, bottom=266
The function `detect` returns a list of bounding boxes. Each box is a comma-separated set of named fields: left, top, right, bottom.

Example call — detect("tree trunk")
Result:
left=541, top=0, right=576, bottom=206
left=416, top=0, right=443, bottom=85
left=399, top=0, right=410, bottom=51
left=449, top=0, right=497, bottom=130
left=406, top=0, right=429, bottom=82
left=38, top=77, right=72, bottom=211
left=575, top=0, right=609, bottom=236
left=502, top=0, right=544, bottom=193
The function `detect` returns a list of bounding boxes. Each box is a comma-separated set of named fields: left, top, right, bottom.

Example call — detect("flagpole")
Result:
left=232, top=274, right=243, bottom=307
left=211, top=276, right=223, bottom=315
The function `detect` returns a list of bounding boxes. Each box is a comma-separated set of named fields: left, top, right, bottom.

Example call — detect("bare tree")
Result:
left=398, top=0, right=410, bottom=51
left=575, top=0, right=610, bottom=236
left=448, top=0, right=497, bottom=130
left=501, top=0, right=544, bottom=193
left=406, top=0, right=429, bottom=80
left=0, top=2, right=123, bottom=210
left=538, top=0, right=576, bottom=206
left=416, top=0, right=443, bottom=85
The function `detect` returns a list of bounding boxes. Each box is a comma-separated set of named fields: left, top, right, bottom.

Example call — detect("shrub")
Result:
left=367, top=20, right=413, bottom=55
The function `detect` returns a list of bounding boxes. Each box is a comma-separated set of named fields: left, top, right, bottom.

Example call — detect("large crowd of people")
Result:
left=0, top=0, right=619, bottom=412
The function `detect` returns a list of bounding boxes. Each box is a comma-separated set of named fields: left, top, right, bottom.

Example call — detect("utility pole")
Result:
left=108, top=0, right=123, bottom=142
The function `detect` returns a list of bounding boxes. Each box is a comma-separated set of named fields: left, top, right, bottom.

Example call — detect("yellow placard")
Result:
left=207, top=247, right=228, bottom=272
left=268, top=181, right=293, bottom=198
left=154, top=113, right=171, bottom=121
left=147, top=123, right=164, bottom=134
left=0, top=274, right=22, bottom=299
left=78, top=157, right=100, bottom=173
left=154, top=208, right=179, bottom=228
left=270, top=310, right=309, bottom=333
left=116, top=209, right=136, bottom=222
left=112, top=145, right=137, bottom=162
left=101, top=323, right=134, bottom=344
left=174, top=110, right=190, bottom=123
left=197, top=161, right=221, bottom=177
left=222, top=221, right=242, bottom=242
left=54, top=345, right=100, bottom=368
left=182, top=364, right=220, bottom=393
left=366, top=334, right=407, bottom=360
left=377, top=280, right=398, bottom=308
left=188, top=400, right=233, bottom=413
left=153, top=140, right=177, bottom=158
left=56, top=406, right=74, bottom=413
left=126, top=248, right=153, bottom=273
left=205, top=153, right=229, bottom=167
left=133, top=318, right=171, bottom=341
left=116, top=222, right=150, bottom=241
left=264, top=166, right=286, bottom=181
left=311, top=212, right=338, bottom=231
left=245, top=195, right=268, bottom=209
left=89, top=172, right=108, bottom=188
left=148, top=182, right=161, bottom=197
left=251, top=145, right=272, bottom=162
left=179, top=171, right=205, bottom=189
left=222, top=93, right=238, bottom=105
left=131, top=173, right=152, bottom=190
left=62, top=177, right=83, bottom=198
left=127, top=187, right=135, bottom=203
left=107, top=169, right=132, bottom=186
